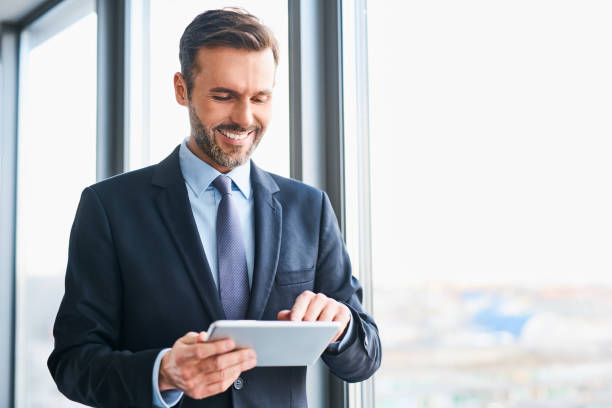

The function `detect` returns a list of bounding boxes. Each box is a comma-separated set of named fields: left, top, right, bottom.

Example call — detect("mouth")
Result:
left=216, top=128, right=256, bottom=146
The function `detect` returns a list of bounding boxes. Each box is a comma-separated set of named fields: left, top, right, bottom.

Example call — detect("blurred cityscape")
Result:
left=17, top=276, right=85, bottom=407
left=374, top=284, right=612, bottom=408
left=19, top=275, right=612, bottom=407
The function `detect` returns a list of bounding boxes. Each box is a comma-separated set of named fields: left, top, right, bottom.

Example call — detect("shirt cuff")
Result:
left=327, top=312, right=355, bottom=353
left=152, top=348, right=184, bottom=407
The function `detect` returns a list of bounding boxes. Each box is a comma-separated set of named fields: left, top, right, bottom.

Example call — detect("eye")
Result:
left=212, top=95, right=232, bottom=101
left=252, top=95, right=271, bottom=104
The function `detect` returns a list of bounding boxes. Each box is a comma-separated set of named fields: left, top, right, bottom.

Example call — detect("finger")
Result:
left=290, top=290, right=315, bottom=321
left=188, top=357, right=256, bottom=399
left=318, top=302, right=338, bottom=322
left=205, top=365, right=243, bottom=389
left=188, top=365, right=242, bottom=400
left=200, top=348, right=256, bottom=374
left=277, top=310, right=291, bottom=320
left=179, top=331, right=206, bottom=344
left=178, top=331, right=200, bottom=345
left=330, top=306, right=352, bottom=343
left=333, top=304, right=351, bottom=324
left=182, top=338, right=235, bottom=362
left=201, top=352, right=257, bottom=382
left=302, top=293, right=329, bottom=321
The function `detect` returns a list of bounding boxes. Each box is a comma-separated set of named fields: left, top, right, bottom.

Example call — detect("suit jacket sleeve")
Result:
left=317, top=192, right=382, bottom=382
left=47, top=187, right=159, bottom=407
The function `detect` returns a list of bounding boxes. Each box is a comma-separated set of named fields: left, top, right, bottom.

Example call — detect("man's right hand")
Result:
left=159, top=331, right=256, bottom=399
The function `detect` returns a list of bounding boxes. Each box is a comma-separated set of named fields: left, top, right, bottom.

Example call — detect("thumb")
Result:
left=277, top=310, right=291, bottom=320
left=179, top=331, right=204, bottom=345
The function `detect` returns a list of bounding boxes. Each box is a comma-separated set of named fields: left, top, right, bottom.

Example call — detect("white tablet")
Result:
left=205, top=320, right=341, bottom=366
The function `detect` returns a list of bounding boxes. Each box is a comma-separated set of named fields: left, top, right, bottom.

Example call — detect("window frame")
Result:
left=342, top=0, right=375, bottom=407
left=12, top=1, right=99, bottom=406
left=288, top=0, right=348, bottom=406
left=0, top=21, right=19, bottom=408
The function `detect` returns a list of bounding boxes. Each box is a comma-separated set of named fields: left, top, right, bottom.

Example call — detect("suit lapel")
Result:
left=247, top=163, right=282, bottom=320
left=152, top=147, right=226, bottom=323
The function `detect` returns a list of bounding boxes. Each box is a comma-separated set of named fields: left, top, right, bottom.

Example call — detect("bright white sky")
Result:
left=366, top=0, right=612, bottom=287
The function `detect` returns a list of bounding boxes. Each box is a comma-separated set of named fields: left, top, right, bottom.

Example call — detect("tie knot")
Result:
left=213, top=175, right=233, bottom=195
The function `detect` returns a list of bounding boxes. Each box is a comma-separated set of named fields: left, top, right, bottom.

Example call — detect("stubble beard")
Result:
left=189, top=104, right=262, bottom=169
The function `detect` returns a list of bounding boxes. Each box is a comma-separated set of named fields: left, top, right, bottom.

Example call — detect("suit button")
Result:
left=233, top=377, right=244, bottom=390
left=365, top=337, right=369, bottom=347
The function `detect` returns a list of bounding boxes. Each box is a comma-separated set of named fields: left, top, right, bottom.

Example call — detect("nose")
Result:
left=230, top=100, right=254, bottom=129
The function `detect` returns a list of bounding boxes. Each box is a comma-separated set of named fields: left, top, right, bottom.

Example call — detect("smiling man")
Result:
left=48, top=8, right=380, bottom=408
left=180, top=46, right=273, bottom=172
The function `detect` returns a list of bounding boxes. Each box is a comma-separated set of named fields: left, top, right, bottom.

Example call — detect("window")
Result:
left=128, top=0, right=290, bottom=177
left=15, top=1, right=97, bottom=406
left=346, top=0, right=612, bottom=406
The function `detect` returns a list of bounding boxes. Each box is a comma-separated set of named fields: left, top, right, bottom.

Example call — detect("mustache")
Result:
left=214, top=123, right=260, bottom=134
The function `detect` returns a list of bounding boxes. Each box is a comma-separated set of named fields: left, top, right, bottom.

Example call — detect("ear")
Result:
left=174, top=72, right=189, bottom=106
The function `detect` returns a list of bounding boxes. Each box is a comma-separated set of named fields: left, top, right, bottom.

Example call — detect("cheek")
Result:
left=194, top=100, right=232, bottom=127
left=255, top=106, right=273, bottom=129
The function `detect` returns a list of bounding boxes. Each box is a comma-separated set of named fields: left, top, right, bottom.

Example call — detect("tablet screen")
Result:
left=205, top=320, right=341, bottom=366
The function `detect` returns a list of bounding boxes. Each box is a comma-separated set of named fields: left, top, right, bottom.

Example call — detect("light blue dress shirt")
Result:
left=178, top=138, right=256, bottom=288
left=152, top=139, right=354, bottom=407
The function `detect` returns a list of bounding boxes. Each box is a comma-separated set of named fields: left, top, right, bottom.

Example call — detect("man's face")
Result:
left=174, top=47, right=276, bottom=172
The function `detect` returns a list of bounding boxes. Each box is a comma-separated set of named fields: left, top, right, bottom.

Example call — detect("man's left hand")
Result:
left=277, top=291, right=351, bottom=344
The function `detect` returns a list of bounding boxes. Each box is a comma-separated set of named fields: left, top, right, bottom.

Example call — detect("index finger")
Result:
left=290, top=291, right=315, bottom=321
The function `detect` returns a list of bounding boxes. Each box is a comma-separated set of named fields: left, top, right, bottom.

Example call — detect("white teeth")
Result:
left=220, top=130, right=249, bottom=140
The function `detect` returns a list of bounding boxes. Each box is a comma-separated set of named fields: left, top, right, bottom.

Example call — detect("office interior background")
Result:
left=1, top=0, right=612, bottom=407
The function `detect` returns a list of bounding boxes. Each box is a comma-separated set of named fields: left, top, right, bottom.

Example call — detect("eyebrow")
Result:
left=209, top=87, right=272, bottom=96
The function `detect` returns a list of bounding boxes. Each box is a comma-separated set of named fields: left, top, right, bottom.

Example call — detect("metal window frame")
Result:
left=347, top=0, right=375, bottom=406
left=96, top=0, right=127, bottom=179
left=289, top=0, right=345, bottom=225
left=0, top=22, right=19, bottom=408
left=288, top=0, right=347, bottom=407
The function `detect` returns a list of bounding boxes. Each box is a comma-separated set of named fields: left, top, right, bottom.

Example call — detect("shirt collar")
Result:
left=179, top=138, right=251, bottom=199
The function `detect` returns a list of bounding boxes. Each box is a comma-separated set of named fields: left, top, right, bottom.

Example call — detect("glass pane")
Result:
left=343, top=0, right=361, bottom=282
left=128, top=0, right=290, bottom=177
left=15, top=11, right=97, bottom=408
left=342, top=0, right=375, bottom=406
left=364, top=1, right=612, bottom=407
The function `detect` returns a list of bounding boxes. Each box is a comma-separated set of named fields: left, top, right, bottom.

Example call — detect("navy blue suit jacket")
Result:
left=48, top=147, right=381, bottom=407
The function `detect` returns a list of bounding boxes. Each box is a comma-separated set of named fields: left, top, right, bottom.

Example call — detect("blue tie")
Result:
left=213, top=175, right=250, bottom=320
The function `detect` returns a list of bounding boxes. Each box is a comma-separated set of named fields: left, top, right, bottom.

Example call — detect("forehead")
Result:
left=193, top=47, right=276, bottom=93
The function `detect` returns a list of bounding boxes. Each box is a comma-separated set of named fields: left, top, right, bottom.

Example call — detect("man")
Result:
left=48, top=8, right=380, bottom=408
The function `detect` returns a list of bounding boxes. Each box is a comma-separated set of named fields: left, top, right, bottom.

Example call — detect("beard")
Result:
left=189, top=104, right=263, bottom=169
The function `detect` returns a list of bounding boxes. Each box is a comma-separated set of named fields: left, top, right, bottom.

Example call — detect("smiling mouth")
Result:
left=217, top=128, right=253, bottom=141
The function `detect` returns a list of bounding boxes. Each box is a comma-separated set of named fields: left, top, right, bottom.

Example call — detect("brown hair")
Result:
left=179, top=8, right=279, bottom=97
